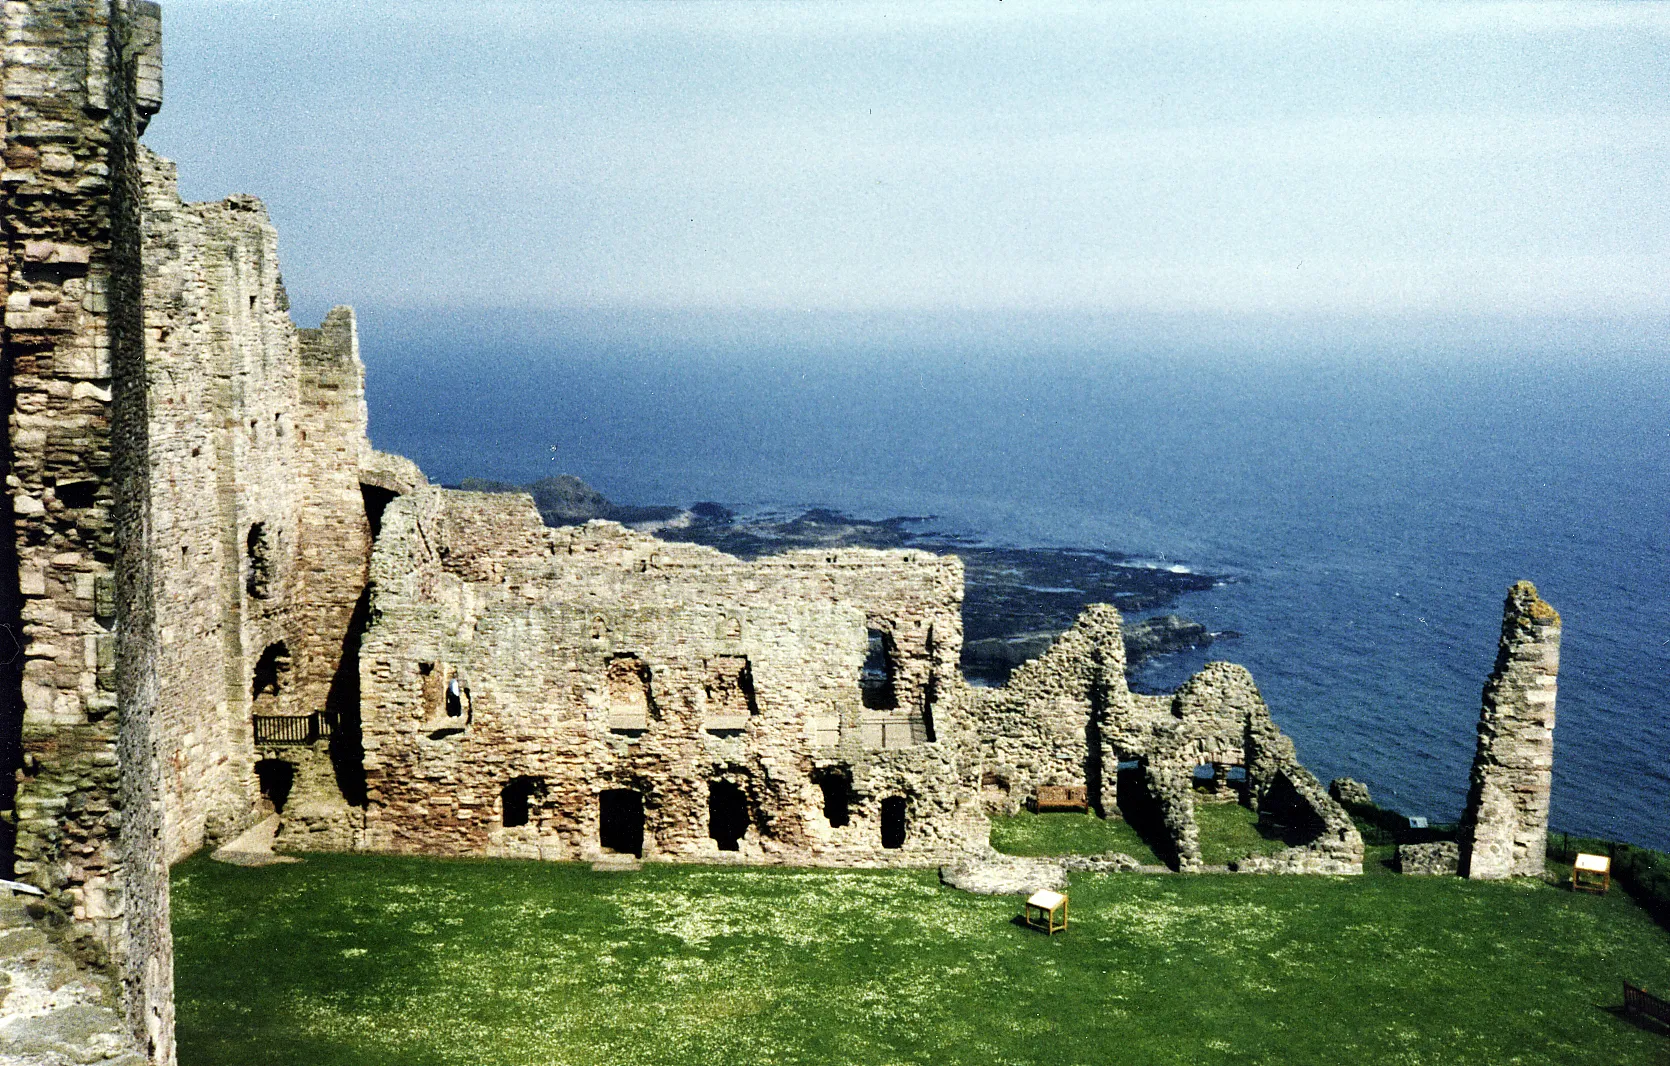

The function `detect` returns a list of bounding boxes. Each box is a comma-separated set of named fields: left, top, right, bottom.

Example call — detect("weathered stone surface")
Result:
left=939, top=857, right=1067, bottom=895
left=0, top=893, right=144, bottom=1066
left=2, top=4, right=172, bottom=1060
left=358, top=490, right=986, bottom=866
left=1057, top=853, right=1144, bottom=873
left=1458, top=582, right=1560, bottom=880
left=973, top=614, right=1362, bottom=875
left=1329, top=778, right=1372, bottom=807
left=1397, top=841, right=1460, bottom=876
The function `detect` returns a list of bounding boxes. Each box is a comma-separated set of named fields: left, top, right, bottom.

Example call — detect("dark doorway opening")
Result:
left=502, top=776, right=543, bottom=828
left=708, top=781, right=749, bottom=851
left=255, top=759, right=295, bottom=813
left=880, top=796, right=907, bottom=849
left=599, top=788, right=644, bottom=857
left=326, top=587, right=371, bottom=807
left=814, top=767, right=851, bottom=828
left=1115, top=758, right=1176, bottom=865
left=1259, top=770, right=1326, bottom=847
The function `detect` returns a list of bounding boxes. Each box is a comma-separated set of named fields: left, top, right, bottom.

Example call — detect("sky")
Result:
left=142, top=1, right=1670, bottom=349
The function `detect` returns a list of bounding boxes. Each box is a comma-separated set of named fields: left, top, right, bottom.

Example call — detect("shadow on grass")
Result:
left=1600, top=1004, right=1670, bottom=1038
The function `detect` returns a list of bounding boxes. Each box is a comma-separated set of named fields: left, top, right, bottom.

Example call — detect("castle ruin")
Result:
left=1458, top=581, right=1561, bottom=880
left=0, top=5, right=1555, bottom=1064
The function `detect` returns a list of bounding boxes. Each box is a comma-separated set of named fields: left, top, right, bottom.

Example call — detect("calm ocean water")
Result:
left=357, top=310, right=1670, bottom=851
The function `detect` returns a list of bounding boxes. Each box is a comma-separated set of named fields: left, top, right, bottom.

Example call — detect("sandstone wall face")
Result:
left=139, top=148, right=379, bottom=863
left=1459, top=580, right=1560, bottom=880
left=2, top=2, right=171, bottom=1060
left=970, top=604, right=1127, bottom=816
left=357, top=488, right=985, bottom=865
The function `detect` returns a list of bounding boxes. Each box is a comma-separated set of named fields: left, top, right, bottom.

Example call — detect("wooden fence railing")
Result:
left=252, top=711, right=338, bottom=746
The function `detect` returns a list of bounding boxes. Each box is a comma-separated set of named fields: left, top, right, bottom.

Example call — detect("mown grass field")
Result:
left=989, top=803, right=1289, bottom=867
left=173, top=852, right=1670, bottom=1066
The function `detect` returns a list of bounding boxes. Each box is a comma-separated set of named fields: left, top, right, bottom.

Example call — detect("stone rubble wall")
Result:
left=1397, top=841, right=1460, bottom=876
left=139, top=148, right=381, bottom=863
left=2, top=2, right=171, bottom=1061
left=1459, top=581, right=1560, bottom=880
left=357, top=487, right=986, bottom=866
left=140, top=149, right=296, bottom=862
left=969, top=604, right=1127, bottom=816
left=973, top=609, right=1361, bottom=875
left=1155, top=663, right=1361, bottom=875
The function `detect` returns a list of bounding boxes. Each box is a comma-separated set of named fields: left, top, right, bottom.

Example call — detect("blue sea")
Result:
left=350, top=308, right=1670, bottom=852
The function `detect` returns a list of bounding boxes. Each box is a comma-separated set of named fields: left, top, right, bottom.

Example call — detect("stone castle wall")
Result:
left=2, top=2, right=170, bottom=1059
left=4, top=8, right=387, bottom=1059
left=139, top=147, right=381, bottom=864
left=971, top=604, right=1126, bottom=816
left=0, top=7, right=1554, bottom=1064
left=356, top=487, right=986, bottom=865
left=974, top=609, right=1362, bottom=875
left=1459, top=581, right=1560, bottom=880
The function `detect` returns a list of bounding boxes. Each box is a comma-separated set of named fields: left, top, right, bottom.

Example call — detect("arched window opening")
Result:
left=502, top=776, right=544, bottom=829
left=708, top=781, right=750, bottom=851
left=880, top=796, right=907, bottom=849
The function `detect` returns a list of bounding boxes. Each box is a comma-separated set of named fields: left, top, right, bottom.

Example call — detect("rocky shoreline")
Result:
left=452, top=476, right=1238, bottom=684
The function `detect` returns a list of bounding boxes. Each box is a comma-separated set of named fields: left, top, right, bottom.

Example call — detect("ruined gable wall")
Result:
left=1459, top=581, right=1560, bottom=880
left=358, top=489, right=983, bottom=866
left=2, top=2, right=170, bottom=1059
left=1155, top=663, right=1362, bottom=874
left=970, top=603, right=1130, bottom=816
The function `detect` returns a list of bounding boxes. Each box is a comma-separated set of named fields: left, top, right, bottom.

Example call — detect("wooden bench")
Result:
left=1624, top=981, right=1670, bottom=1030
left=1036, top=786, right=1088, bottom=812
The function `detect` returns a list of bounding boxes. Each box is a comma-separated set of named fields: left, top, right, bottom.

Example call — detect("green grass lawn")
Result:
left=990, top=810, right=1163, bottom=863
left=990, top=802, right=1288, bottom=868
left=173, top=852, right=1670, bottom=1066
left=1193, top=801, right=1289, bottom=866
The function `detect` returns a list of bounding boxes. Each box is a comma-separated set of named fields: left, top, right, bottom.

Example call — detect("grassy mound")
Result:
left=174, top=852, right=1670, bottom=1066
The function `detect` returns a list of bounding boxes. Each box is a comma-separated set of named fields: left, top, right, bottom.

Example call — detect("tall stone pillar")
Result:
left=1458, top=581, right=1560, bottom=880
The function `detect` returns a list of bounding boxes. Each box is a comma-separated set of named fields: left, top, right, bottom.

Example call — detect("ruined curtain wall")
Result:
left=360, top=490, right=983, bottom=866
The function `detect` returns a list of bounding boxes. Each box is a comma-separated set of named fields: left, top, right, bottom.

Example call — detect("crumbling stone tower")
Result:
left=1458, top=581, right=1560, bottom=880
